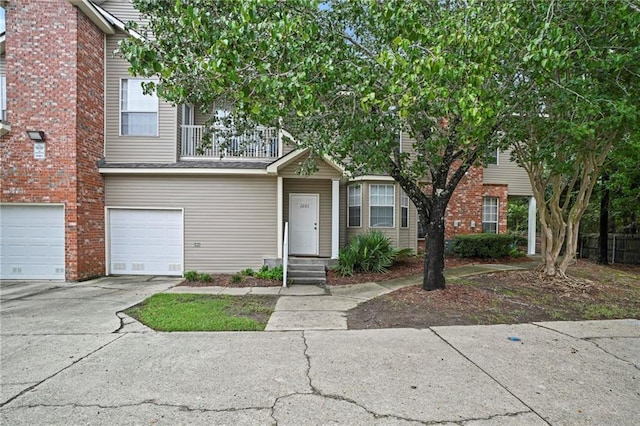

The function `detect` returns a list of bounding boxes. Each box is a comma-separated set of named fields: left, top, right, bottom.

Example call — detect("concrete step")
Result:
left=287, top=257, right=330, bottom=266
left=288, top=276, right=327, bottom=285
left=288, top=269, right=326, bottom=278
left=288, top=264, right=325, bottom=272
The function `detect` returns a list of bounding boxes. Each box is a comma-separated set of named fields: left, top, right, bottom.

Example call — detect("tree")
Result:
left=121, top=0, right=527, bottom=290
left=503, top=0, right=640, bottom=277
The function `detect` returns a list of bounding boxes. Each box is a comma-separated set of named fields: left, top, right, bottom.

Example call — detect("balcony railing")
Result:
left=181, top=125, right=279, bottom=159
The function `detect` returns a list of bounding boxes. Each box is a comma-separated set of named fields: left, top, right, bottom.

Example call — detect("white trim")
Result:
left=369, top=184, right=395, bottom=228
left=67, top=0, right=116, bottom=34
left=119, top=78, right=160, bottom=137
left=277, top=176, right=284, bottom=258
left=331, top=179, right=340, bottom=259
left=99, top=168, right=269, bottom=175
left=105, top=207, right=184, bottom=276
left=266, top=147, right=346, bottom=176
left=350, top=175, right=395, bottom=182
left=401, top=191, right=409, bottom=228
left=347, top=184, right=362, bottom=228
left=528, top=196, right=537, bottom=255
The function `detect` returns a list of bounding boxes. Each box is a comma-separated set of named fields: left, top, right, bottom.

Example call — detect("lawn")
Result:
left=124, top=294, right=277, bottom=332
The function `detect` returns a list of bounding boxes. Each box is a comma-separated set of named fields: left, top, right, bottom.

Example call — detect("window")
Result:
left=0, top=75, right=6, bottom=121
left=370, top=184, right=394, bottom=227
left=347, top=185, right=361, bottom=227
left=485, top=148, right=499, bottom=166
left=482, top=197, right=499, bottom=233
left=120, top=79, right=158, bottom=136
left=401, top=192, right=409, bottom=228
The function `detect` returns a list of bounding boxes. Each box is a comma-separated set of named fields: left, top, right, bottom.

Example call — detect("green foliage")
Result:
left=507, top=198, right=530, bottom=233
left=451, top=234, right=524, bottom=259
left=255, top=265, right=283, bottom=281
left=241, top=268, right=255, bottom=277
left=335, top=231, right=414, bottom=276
left=183, top=271, right=212, bottom=282
left=124, top=294, right=276, bottom=331
left=231, top=273, right=244, bottom=284
left=183, top=270, right=199, bottom=281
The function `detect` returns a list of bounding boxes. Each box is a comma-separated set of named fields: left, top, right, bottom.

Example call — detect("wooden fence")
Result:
left=579, top=234, right=640, bottom=265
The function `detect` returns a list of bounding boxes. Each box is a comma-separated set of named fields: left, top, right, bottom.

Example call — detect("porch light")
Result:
left=27, top=130, right=45, bottom=142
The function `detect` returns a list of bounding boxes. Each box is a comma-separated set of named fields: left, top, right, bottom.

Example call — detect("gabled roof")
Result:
left=67, top=0, right=142, bottom=38
left=266, top=148, right=346, bottom=176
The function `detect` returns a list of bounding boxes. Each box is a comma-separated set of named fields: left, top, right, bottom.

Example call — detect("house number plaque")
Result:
left=299, top=203, right=310, bottom=209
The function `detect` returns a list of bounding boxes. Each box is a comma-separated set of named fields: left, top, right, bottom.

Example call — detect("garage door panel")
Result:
left=109, top=209, right=183, bottom=276
left=1, top=205, right=65, bottom=280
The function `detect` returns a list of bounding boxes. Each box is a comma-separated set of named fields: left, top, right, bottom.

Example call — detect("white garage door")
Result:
left=0, top=205, right=65, bottom=280
left=109, top=209, right=183, bottom=276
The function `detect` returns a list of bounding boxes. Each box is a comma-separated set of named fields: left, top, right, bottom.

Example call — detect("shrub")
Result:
left=184, top=270, right=199, bottom=281
left=231, top=273, right=244, bottom=284
left=335, top=231, right=414, bottom=276
left=451, top=234, right=524, bottom=258
left=255, top=265, right=283, bottom=280
left=197, top=273, right=212, bottom=283
left=241, top=268, right=255, bottom=277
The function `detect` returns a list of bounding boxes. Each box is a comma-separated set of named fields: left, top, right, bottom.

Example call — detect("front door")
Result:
left=289, top=194, right=319, bottom=256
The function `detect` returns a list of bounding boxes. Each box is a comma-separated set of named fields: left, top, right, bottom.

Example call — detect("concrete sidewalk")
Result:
left=2, top=269, right=639, bottom=425
left=166, top=263, right=530, bottom=331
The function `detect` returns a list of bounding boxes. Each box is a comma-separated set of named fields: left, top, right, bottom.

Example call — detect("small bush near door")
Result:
left=335, top=231, right=414, bottom=276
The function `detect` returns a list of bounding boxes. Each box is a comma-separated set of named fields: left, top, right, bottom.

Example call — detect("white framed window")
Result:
left=485, top=148, right=499, bottom=166
left=347, top=185, right=361, bottom=227
left=401, top=192, right=409, bottom=228
left=120, top=79, right=158, bottom=136
left=0, top=75, right=6, bottom=121
left=482, top=196, right=499, bottom=233
left=370, top=184, right=394, bottom=228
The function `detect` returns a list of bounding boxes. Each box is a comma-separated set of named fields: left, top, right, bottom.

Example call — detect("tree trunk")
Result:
left=598, top=175, right=609, bottom=264
left=422, top=202, right=447, bottom=291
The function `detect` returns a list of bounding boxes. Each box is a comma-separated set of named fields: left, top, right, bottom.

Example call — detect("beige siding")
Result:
left=280, top=153, right=342, bottom=179
left=105, top=175, right=278, bottom=273
left=400, top=131, right=417, bottom=160
left=0, top=54, right=5, bottom=75
left=283, top=179, right=333, bottom=257
left=105, top=33, right=177, bottom=163
left=101, top=0, right=145, bottom=25
left=483, top=149, right=533, bottom=196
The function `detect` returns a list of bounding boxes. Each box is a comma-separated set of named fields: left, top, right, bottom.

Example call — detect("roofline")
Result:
left=266, top=148, right=347, bottom=176
left=67, top=0, right=116, bottom=34
left=99, top=167, right=269, bottom=176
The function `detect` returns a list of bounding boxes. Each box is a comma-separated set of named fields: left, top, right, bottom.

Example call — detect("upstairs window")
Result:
left=485, top=148, right=499, bottom=166
left=370, top=184, right=394, bottom=227
left=401, top=192, right=409, bottom=228
left=347, top=185, right=361, bottom=227
left=120, top=79, right=158, bottom=136
left=482, top=197, right=499, bottom=233
left=0, top=75, right=6, bottom=121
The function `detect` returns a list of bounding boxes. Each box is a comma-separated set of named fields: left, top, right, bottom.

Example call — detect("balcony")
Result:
left=181, top=125, right=280, bottom=160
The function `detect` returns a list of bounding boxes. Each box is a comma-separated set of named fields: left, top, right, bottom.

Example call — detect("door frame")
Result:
left=288, top=193, right=320, bottom=256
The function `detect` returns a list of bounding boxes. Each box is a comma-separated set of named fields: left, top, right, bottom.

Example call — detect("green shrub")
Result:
left=451, top=234, right=524, bottom=258
left=335, top=231, right=414, bottom=276
left=241, top=268, right=255, bottom=276
left=197, top=273, right=212, bottom=282
left=255, top=265, right=283, bottom=280
left=231, top=273, right=244, bottom=284
left=184, top=270, right=199, bottom=281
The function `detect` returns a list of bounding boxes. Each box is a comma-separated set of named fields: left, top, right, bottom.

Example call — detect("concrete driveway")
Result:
left=1, top=277, right=639, bottom=425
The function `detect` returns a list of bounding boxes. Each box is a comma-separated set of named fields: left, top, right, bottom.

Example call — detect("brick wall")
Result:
left=0, top=0, right=105, bottom=280
left=444, top=166, right=508, bottom=239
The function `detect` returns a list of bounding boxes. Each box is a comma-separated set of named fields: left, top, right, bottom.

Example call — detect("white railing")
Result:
left=181, top=125, right=279, bottom=159
left=283, top=222, right=289, bottom=288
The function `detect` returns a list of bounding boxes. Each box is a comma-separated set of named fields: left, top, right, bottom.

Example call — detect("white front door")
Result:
left=289, top=194, right=319, bottom=256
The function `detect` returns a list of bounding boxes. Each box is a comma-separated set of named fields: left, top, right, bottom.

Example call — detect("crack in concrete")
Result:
left=0, top=400, right=271, bottom=415
left=0, top=334, right=125, bottom=409
left=533, top=323, right=640, bottom=371
left=428, top=327, right=551, bottom=425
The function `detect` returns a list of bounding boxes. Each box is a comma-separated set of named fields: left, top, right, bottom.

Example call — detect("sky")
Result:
left=0, top=8, right=5, bottom=33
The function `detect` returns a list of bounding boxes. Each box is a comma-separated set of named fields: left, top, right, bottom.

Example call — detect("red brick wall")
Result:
left=1, top=0, right=105, bottom=280
left=443, top=166, right=508, bottom=239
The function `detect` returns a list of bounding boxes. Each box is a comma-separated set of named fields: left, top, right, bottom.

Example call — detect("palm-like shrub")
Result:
left=335, top=231, right=414, bottom=276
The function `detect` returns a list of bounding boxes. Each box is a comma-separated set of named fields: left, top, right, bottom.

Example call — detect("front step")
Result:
left=286, top=258, right=327, bottom=285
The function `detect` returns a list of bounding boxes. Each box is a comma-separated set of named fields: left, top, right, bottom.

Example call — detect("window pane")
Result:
left=122, top=112, right=158, bottom=136
left=482, top=197, right=499, bottom=234
left=348, top=206, right=361, bottom=227
left=348, top=185, right=361, bottom=227
left=370, top=184, right=394, bottom=227
left=401, top=192, right=409, bottom=228
left=371, top=206, right=393, bottom=227
left=123, top=80, right=157, bottom=112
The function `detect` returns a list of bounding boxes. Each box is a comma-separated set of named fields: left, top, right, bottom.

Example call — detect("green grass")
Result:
left=124, top=294, right=277, bottom=332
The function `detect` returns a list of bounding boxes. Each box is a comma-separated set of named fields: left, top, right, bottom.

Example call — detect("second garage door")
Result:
left=109, top=209, right=183, bottom=276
